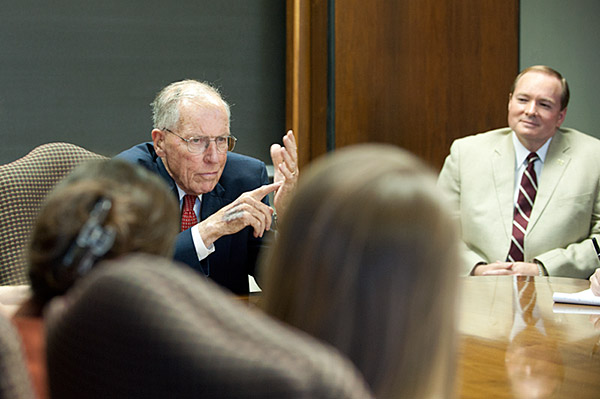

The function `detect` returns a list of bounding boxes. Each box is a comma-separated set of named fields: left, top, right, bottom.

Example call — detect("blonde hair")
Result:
left=261, top=144, right=460, bottom=399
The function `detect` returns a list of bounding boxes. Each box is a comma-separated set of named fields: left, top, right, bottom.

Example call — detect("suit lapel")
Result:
left=201, top=183, right=231, bottom=262
left=156, top=157, right=179, bottom=199
left=201, top=183, right=226, bottom=220
left=492, top=134, right=517, bottom=239
left=528, top=132, right=571, bottom=233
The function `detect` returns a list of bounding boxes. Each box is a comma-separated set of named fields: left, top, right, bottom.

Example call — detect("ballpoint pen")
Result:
left=592, top=237, right=600, bottom=261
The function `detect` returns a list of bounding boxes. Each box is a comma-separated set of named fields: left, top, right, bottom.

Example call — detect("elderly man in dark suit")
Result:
left=117, top=79, right=298, bottom=294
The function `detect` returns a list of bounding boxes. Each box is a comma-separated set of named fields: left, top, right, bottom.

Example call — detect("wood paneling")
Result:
left=288, top=0, right=519, bottom=170
left=286, top=0, right=330, bottom=168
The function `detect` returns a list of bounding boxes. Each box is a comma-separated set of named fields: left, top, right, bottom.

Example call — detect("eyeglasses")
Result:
left=163, top=128, right=237, bottom=154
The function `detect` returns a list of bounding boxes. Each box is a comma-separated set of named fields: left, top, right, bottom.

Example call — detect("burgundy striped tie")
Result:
left=181, top=195, right=198, bottom=232
left=507, top=152, right=539, bottom=262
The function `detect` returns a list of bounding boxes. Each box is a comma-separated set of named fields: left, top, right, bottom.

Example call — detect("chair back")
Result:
left=0, top=142, right=106, bottom=285
left=0, top=313, right=35, bottom=399
left=45, top=254, right=374, bottom=399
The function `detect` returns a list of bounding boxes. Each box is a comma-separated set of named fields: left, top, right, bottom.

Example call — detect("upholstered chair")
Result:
left=0, top=142, right=106, bottom=285
left=45, top=254, right=373, bottom=399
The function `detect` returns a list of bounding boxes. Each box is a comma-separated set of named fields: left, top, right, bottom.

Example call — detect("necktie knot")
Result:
left=526, top=152, right=539, bottom=165
left=183, top=194, right=196, bottom=208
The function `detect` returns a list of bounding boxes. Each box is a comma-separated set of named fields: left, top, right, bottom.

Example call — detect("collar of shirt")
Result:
left=511, top=131, right=552, bottom=172
left=176, top=186, right=202, bottom=215
left=511, top=132, right=552, bottom=204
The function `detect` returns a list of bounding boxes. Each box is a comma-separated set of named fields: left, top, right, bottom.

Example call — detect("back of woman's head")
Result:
left=28, top=159, right=179, bottom=307
left=261, top=144, right=460, bottom=399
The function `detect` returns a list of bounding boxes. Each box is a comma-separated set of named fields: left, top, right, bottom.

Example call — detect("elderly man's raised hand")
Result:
left=270, top=130, right=299, bottom=218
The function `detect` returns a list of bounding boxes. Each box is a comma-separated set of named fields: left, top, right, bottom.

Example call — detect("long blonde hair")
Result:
left=261, top=144, right=460, bottom=398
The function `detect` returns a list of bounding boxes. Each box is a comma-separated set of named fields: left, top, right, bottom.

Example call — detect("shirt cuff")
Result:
left=533, top=259, right=548, bottom=276
left=470, top=262, right=487, bottom=276
left=191, top=225, right=215, bottom=261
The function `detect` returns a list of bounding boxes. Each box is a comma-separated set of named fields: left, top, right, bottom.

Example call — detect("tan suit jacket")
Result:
left=438, top=127, right=600, bottom=278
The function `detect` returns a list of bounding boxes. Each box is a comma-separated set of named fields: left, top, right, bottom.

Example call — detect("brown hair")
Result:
left=260, top=144, right=460, bottom=399
left=510, top=65, right=570, bottom=110
left=28, top=159, right=179, bottom=306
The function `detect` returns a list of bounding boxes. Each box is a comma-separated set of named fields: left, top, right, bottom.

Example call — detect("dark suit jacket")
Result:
left=116, top=142, right=270, bottom=294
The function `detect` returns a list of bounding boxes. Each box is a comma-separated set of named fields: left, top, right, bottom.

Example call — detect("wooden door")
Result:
left=287, top=0, right=519, bottom=170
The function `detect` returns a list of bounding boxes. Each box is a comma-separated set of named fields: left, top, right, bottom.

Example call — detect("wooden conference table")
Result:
left=241, top=276, right=600, bottom=398
left=458, top=275, right=600, bottom=399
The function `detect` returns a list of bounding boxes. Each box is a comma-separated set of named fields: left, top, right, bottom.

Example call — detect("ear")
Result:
left=507, top=93, right=513, bottom=111
left=556, top=107, right=567, bottom=128
left=152, top=129, right=166, bottom=157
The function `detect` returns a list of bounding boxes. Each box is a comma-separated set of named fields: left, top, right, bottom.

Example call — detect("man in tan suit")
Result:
left=438, top=65, right=600, bottom=278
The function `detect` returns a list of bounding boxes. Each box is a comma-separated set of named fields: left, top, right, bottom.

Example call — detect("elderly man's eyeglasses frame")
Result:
left=163, top=128, right=237, bottom=154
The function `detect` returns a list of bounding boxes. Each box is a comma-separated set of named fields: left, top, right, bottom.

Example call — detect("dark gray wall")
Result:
left=0, top=1, right=285, bottom=164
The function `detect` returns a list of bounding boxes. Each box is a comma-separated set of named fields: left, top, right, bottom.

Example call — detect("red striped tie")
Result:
left=507, top=152, right=539, bottom=262
left=181, top=195, right=198, bottom=232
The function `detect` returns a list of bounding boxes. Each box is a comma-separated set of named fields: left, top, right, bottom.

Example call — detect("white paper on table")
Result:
left=552, top=288, right=600, bottom=306
left=552, top=303, right=600, bottom=314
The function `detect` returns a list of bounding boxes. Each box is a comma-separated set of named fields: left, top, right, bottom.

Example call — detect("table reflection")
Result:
left=504, top=277, right=563, bottom=398
left=458, top=276, right=600, bottom=399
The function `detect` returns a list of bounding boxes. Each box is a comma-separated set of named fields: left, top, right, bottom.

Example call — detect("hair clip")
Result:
left=61, top=197, right=117, bottom=278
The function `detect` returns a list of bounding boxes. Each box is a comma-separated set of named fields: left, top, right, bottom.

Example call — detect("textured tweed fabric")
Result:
left=0, top=142, right=106, bottom=285
left=0, top=313, right=35, bottom=399
left=45, top=254, right=373, bottom=399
